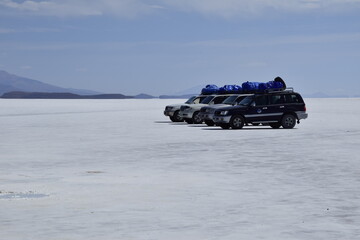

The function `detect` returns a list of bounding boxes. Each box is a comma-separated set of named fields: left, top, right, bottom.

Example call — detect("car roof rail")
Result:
left=265, top=87, right=294, bottom=93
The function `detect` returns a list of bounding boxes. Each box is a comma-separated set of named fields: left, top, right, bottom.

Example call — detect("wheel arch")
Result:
left=282, top=111, right=298, bottom=119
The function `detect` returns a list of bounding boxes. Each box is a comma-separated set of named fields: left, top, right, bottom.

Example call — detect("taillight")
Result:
left=304, top=105, right=307, bottom=112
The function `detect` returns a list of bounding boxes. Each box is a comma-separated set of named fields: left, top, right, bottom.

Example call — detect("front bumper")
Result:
left=198, top=113, right=215, bottom=121
left=213, top=115, right=232, bottom=124
left=180, top=112, right=193, bottom=119
left=164, top=110, right=175, bottom=117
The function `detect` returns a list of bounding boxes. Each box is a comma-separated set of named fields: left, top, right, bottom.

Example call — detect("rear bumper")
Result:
left=296, top=111, right=308, bottom=120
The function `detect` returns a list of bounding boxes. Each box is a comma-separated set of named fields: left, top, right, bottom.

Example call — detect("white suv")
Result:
left=164, top=95, right=206, bottom=122
left=179, top=95, right=231, bottom=124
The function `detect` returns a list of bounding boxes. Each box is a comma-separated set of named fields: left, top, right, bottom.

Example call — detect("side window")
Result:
left=254, top=95, right=268, bottom=106
left=213, top=96, right=227, bottom=104
left=270, top=95, right=285, bottom=104
left=193, top=98, right=201, bottom=104
left=235, top=96, right=246, bottom=104
left=285, top=94, right=300, bottom=103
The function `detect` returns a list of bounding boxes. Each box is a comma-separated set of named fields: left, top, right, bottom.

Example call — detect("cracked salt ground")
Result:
left=0, top=98, right=359, bottom=240
left=0, top=191, right=48, bottom=200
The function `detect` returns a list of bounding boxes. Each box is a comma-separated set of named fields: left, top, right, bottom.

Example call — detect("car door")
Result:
left=245, top=95, right=271, bottom=122
left=268, top=94, right=286, bottom=122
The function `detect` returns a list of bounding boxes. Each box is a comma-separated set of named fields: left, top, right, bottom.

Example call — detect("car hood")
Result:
left=185, top=103, right=208, bottom=110
left=166, top=103, right=185, bottom=108
left=205, top=104, right=229, bottom=110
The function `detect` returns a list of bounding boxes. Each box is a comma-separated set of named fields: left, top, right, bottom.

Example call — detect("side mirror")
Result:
left=250, top=102, right=256, bottom=107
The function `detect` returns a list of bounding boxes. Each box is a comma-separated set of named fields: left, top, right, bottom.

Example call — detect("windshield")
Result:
left=222, top=95, right=238, bottom=105
left=200, top=96, right=215, bottom=104
left=185, top=96, right=196, bottom=104
left=238, top=96, right=254, bottom=106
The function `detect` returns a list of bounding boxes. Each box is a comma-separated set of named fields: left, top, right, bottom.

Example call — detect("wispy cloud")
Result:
left=20, top=65, right=32, bottom=70
left=162, top=0, right=360, bottom=17
left=0, top=0, right=359, bottom=18
left=184, top=32, right=360, bottom=48
left=0, top=0, right=160, bottom=17
left=75, top=67, right=88, bottom=72
left=0, top=28, right=16, bottom=33
left=0, top=27, right=61, bottom=34
left=2, top=32, right=359, bottom=51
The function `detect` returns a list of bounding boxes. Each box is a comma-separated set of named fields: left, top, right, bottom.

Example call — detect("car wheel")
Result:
left=171, top=110, right=183, bottom=122
left=185, top=119, right=193, bottom=124
left=270, top=123, right=281, bottom=129
left=281, top=114, right=296, bottom=129
left=192, top=111, right=203, bottom=124
left=230, top=115, right=245, bottom=129
left=205, top=120, right=214, bottom=126
left=219, top=123, right=230, bottom=129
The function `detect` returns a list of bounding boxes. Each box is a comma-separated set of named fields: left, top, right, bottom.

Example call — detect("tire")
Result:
left=281, top=114, right=296, bottom=129
left=185, top=119, right=193, bottom=124
left=230, top=115, right=245, bottom=129
left=192, top=111, right=203, bottom=124
left=270, top=123, right=281, bottom=129
left=219, top=123, right=230, bottom=129
left=205, top=120, right=215, bottom=126
left=171, top=110, right=183, bottom=122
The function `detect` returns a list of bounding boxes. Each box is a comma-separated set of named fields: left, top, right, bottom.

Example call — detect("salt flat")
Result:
left=0, top=98, right=359, bottom=240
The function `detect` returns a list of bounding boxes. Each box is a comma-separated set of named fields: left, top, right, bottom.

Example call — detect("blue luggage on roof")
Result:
left=242, top=82, right=262, bottom=92
left=218, top=85, right=243, bottom=94
left=242, top=77, right=286, bottom=92
left=201, top=84, right=219, bottom=95
left=201, top=77, right=286, bottom=94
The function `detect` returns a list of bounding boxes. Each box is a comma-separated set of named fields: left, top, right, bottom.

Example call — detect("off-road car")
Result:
left=198, top=94, right=251, bottom=126
left=164, top=95, right=207, bottom=122
left=179, top=94, right=231, bottom=124
left=213, top=89, right=308, bottom=129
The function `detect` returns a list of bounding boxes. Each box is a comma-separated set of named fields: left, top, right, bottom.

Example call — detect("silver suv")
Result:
left=164, top=95, right=206, bottom=122
left=179, top=95, right=231, bottom=124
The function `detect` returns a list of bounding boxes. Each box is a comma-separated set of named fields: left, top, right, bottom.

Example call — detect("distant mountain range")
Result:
left=0, top=70, right=358, bottom=99
left=0, top=70, right=156, bottom=99
left=0, top=70, right=99, bottom=95
left=1, top=91, right=133, bottom=99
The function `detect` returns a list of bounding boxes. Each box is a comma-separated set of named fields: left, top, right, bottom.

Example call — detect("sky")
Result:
left=0, top=0, right=360, bottom=96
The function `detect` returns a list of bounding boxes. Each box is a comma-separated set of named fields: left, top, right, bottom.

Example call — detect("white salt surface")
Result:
left=0, top=98, right=359, bottom=240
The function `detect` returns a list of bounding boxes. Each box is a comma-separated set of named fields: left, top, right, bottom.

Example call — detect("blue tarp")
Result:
left=218, top=85, right=243, bottom=94
left=202, top=77, right=286, bottom=94
left=201, top=84, right=219, bottom=95
left=242, top=82, right=262, bottom=92
left=242, top=79, right=285, bottom=92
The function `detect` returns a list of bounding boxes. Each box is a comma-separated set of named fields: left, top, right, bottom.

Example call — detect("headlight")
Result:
left=219, top=111, right=228, bottom=116
left=165, top=106, right=173, bottom=110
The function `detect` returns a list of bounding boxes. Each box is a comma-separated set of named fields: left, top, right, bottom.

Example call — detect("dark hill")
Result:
left=1, top=91, right=133, bottom=99
left=0, top=70, right=98, bottom=95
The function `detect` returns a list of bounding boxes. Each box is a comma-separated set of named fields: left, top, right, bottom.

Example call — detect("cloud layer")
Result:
left=1, top=0, right=360, bottom=18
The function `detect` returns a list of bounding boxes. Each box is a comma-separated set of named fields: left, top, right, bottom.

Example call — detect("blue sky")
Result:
left=0, top=0, right=360, bottom=96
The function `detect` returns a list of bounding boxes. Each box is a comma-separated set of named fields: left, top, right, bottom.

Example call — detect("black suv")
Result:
left=213, top=89, right=308, bottom=129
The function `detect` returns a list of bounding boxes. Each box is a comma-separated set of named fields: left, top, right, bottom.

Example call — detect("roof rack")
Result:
left=265, top=87, right=294, bottom=93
